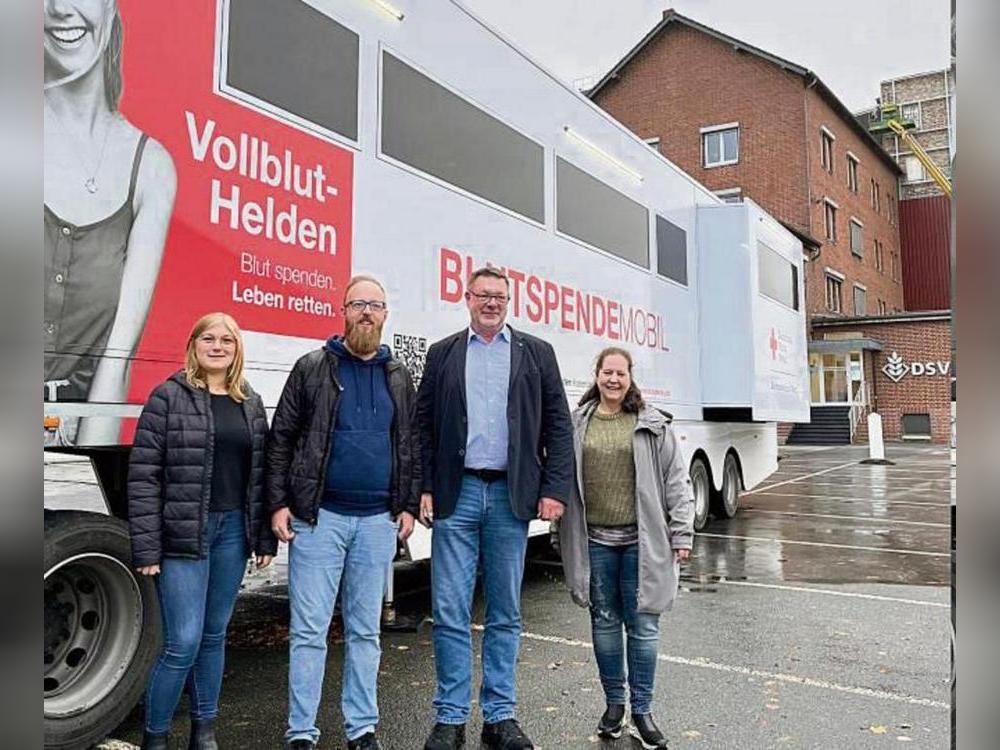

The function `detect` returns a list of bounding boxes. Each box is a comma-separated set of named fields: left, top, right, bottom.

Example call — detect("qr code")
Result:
left=393, top=333, right=428, bottom=387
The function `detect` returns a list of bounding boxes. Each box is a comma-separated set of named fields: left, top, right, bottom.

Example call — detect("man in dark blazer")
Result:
left=416, top=266, right=573, bottom=750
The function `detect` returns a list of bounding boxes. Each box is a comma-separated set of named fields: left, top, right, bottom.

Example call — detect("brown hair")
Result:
left=468, top=266, right=510, bottom=288
left=103, top=9, right=123, bottom=111
left=184, top=313, right=248, bottom=402
left=343, top=273, right=387, bottom=304
left=578, top=347, right=645, bottom=413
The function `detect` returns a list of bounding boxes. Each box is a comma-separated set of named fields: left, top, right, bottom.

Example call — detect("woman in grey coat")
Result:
left=560, top=347, right=694, bottom=749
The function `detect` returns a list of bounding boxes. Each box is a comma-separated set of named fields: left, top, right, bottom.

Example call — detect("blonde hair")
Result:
left=184, top=313, right=248, bottom=402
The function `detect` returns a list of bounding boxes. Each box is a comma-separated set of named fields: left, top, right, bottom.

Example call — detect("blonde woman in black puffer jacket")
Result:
left=128, top=312, right=276, bottom=750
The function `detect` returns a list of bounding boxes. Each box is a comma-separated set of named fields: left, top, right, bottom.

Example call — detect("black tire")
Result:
left=44, top=511, right=160, bottom=750
left=711, top=452, right=742, bottom=519
left=690, top=457, right=711, bottom=532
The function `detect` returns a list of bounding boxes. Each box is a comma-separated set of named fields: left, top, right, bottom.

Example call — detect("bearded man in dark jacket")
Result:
left=266, top=275, right=420, bottom=750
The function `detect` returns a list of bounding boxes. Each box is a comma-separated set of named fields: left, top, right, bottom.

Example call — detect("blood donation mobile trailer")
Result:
left=42, top=0, right=809, bottom=746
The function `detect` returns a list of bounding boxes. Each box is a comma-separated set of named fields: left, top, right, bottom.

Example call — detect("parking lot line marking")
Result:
left=749, top=492, right=950, bottom=508
left=688, top=578, right=950, bottom=607
left=740, top=508, right=950, bottom=528
left=697, top=532, right=950, bottom=557
left=746, top=461, right=859, bottom=494
left=497, top=628, right=949, bottom=710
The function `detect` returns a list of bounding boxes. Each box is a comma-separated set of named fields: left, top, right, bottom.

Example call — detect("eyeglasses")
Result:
left=467, top=291, right=509, bottom=305
left=196, top=334, right=237, bottom=348
left=344, top=300, right=387, bottom=313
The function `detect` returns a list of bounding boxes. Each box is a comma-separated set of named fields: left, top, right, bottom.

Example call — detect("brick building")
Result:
left=810, top=312, right=952, bottom=443
left=585, top=10, right=953, bottom=443
left=857, top=69, right=955, bottom=200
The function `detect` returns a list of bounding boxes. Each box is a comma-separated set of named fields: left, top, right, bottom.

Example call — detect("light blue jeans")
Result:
left=285, top=508, right=397, bottom=744
left=431, top=477, right=529, bottom=725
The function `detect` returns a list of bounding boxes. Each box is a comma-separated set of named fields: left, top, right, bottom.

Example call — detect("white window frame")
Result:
left=701, top=122, right=739, bottom=168
left=852, top=282, right=867, bottom=316
left=823, top=198, right=838, bottom=242
left=849, top=217, right=864, bottom=257
left=714, top=187, right=743, bottom=204
left=846, top=152, right=859, bottom=193
left=904, top=154, right=926, bottom=183
left=820, top=126, right=836, bottom=174
left=825, top=273, right=843, bottom=313
left=901, top=102, right=922, bottom=129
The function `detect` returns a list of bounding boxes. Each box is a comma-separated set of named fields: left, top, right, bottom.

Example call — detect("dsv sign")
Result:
left=882, top=351, right=952, bottom=383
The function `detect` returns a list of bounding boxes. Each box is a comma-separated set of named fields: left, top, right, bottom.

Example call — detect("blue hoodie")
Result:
left=322, top=337, right=395, bottom=516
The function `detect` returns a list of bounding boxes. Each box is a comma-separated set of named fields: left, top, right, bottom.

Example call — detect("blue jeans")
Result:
left=145, top=510, right=248, bottom=733
left=588, top=541, right=661, bottom=715
left=285, top=508, right=397, bottom=744
left=431, top=477, right=529, bottom=724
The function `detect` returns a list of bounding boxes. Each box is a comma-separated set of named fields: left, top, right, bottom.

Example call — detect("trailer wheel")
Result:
left=44, top=511, right=160, bottom=750
left=711, top=453, right=742, bottom=519
left=690, top=458, right=711, bottom=531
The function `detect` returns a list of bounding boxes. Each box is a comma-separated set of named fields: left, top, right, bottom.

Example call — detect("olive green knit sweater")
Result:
left=582, top=410, right=637, bottom=527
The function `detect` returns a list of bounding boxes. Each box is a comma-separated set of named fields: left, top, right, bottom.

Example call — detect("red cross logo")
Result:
left=769, top=328, right=779, bottom=359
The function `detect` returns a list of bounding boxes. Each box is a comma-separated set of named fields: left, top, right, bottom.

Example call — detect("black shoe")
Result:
left=348, top=732, right=381, bottom=750
left=481, top=719, right=534, bottom=749
left=423, top=722, right=466, bottom=750
left=630, top=713, right=668, bottom=749
left=141, top=731, right=170, bottom=750
left=597, top=704, right=626, bottom=739
left=188, top=719, right=219, bottom=750
left=288, top=740, right=316, bottom=750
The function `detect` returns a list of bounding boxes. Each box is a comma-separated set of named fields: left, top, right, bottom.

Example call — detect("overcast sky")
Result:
left=462, top=0, right=950, bottom=112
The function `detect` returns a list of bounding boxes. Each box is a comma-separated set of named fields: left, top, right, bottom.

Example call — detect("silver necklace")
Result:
left=45, top=104, right=115, bottom=194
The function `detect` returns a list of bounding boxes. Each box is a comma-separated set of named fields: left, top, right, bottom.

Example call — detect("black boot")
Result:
left=630, top=713, right=668, bottom=749
left=188, top=719, right=219, bottom=750
left=141, top=730, right=170, bottom=750
left=597, top=704, right=626, bottom=739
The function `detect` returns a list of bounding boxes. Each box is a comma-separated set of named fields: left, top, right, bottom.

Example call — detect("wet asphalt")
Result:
left=49, top=444, right=953, bottom=749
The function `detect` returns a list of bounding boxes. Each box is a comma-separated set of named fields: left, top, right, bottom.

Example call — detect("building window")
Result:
left=901, top=102, right=921, bottom=129
left=701, top=124, right=739, bottom=167
left=870, top=178, right=877, bottom=209
left=825, top=273, right=843, bottom=312
left=877, top=298, right=887, bottom=315
left=824, top=199, right=837, bottom=242
left=655, top=214, right=687, bottom=285
left=556, top=156, right=650, bottom=267
left=820, top=127, right=835, bottom=174
left=904, top=155, right=925, bottom=183
left=874, top=239, right=884, bottom=272
left=901, top=413, right=931, bottom=439
left=890, top=251, right=900, bottom=282
left=849, top=219, right=863, bottom=257
left=714, top=187, right=742, bottom=204
left=853, top=284, right=867, bottom=316
left=847, top=153, right=859, bottom=193
left=644, top=136, right=661, bottom=153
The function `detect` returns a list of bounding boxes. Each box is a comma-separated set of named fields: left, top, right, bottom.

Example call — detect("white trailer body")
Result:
left=42, top=2, right=808, bottom=746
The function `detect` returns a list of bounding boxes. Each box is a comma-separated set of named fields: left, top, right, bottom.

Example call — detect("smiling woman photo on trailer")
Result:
left=43, top=0, right=177, bottom=444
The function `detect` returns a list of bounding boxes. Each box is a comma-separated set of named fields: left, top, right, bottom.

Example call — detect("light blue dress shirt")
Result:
left=464, top=325, right=511, bottom=470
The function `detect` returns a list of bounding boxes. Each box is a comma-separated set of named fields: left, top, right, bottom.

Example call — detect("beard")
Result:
left=344, top=316, right=383, bottom=356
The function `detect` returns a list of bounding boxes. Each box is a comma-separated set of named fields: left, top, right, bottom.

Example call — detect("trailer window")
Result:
left=556, top=157, right=649, bottom=268
left=758, top=242, right=798, bottom=310
left=655, top=215, right=687, bottom=285
left=225, top=0, right=359, bottom=141
left=380, top=52, right=545, bottom=224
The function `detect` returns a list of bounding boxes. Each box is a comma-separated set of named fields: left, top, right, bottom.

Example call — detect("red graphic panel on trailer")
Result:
left=120, top=2, right=353, bottom=416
